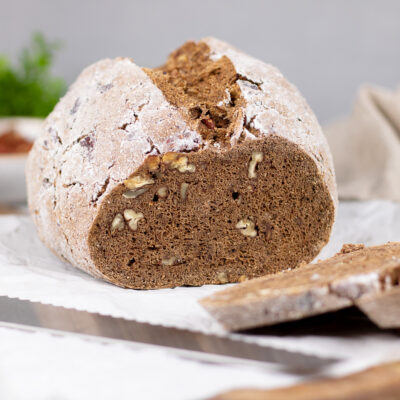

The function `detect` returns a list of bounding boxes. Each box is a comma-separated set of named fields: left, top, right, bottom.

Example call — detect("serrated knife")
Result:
left=0, top=295, right=337, bottom=371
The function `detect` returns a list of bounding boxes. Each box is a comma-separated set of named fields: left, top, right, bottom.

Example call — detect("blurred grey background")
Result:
left=1, top=0, right=399, bottom=124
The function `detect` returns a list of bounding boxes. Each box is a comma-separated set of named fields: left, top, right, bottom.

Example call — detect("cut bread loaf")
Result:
left=200, top=243, right=400, bottom=330
left=26, top=38, right=337, bottom=289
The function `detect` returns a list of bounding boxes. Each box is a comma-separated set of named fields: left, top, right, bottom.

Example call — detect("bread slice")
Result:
left=212, top=360, right=400, bottom=400
left=357, top=286, right=400, bottom=328
left=26, top=38, right=336, bottom=289
left=200, top=243, right=400, bottom=330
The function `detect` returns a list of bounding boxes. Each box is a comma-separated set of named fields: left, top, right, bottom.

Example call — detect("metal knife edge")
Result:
left=0, top=320, right=283, bottom=370
left=0, top=295, right=338, bottom=372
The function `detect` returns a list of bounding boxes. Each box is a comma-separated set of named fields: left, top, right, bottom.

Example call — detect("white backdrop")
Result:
left=1, top=0, right=399, bottom=124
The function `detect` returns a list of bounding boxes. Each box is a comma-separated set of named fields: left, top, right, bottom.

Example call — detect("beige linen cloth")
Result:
left=324, top=85, right=400, bottom=200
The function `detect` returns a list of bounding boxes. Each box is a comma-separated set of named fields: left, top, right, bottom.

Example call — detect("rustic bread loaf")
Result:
left=26, top=38, right=337, bottom=289
left=200, top=243, right=400, bottom=330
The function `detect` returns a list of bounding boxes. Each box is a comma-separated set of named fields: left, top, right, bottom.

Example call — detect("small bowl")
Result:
left=0, top=117, right=43, bottom=204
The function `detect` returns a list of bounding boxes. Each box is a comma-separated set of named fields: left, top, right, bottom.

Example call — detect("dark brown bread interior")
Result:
left=88, top=42, right=335, bottom=289
left=144, top=41, right=245, bottom=144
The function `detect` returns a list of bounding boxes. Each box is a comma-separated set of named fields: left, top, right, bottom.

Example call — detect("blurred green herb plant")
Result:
left=0, top=32, right=66, bottom=117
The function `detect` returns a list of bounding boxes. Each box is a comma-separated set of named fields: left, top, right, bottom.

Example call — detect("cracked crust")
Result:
left=26, top=38, right=337, bottom=288
left=200, top=242, right=400, bottom=331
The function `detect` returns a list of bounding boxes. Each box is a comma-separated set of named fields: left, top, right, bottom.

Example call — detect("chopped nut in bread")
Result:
left=145, top=155, right=161, bottom=172
left=162, top=256, right=177, bottom=266
left=123, top=187, right=149, bottom=199
left=248, top=151, right=263, bottom=178
left=123, top=209, right=144, bottom=231
left=111, top=213, right=125, bottom=233
left=217, top=272, right=229, bottom=283
left=163, top=153, right=195, bottom=173
left=157, top=187, right=168, bottom=198
left=236, top=218, right=257, bottom=237
left=124, top=175, right=154, bottom=190
left=180, top=182, right=189, bottom=201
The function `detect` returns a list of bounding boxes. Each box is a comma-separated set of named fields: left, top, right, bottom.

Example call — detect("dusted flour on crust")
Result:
left=27, top=38, right=337, bottom=289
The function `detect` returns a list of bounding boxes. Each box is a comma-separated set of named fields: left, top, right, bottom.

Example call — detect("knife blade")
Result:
left=0, top=296, right=336, bottom=371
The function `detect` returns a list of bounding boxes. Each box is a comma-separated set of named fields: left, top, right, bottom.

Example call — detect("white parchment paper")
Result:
left=1, top=200, right=400, bottom=362
left=0, top=324, right=303, bottom=400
